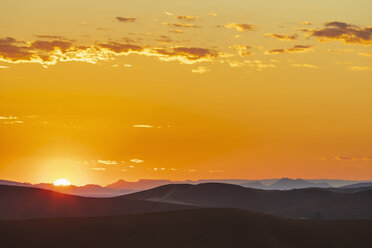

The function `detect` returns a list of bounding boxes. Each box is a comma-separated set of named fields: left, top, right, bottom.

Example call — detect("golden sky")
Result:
left=1, top=0, right=372, bottom=185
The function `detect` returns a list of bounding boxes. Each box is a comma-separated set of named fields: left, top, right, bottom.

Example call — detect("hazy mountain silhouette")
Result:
left=241, top=181, right=268, bottom=189
left=1, top=178, right=368, bottom=197
left=0, top=185, right=196, bottom=220
left=106, top=179, right=172, bottom=190
left=341, top=182, right=372, bottom=189
left=268, top=178, right=331, bottom=190
left=1, top=208, right=371, bottom=248
left=123, top=183, right=372, bottom=220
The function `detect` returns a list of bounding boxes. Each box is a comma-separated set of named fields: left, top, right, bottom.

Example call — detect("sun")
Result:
left=53, top=178, right=71, bottom=186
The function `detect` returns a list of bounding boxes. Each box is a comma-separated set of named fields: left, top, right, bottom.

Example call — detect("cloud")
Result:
left=30, top=40, right=72, bottom=52
left=98, top=160, right=117, bottom=165
left=116, top=17, right=136, bottom=23
left=265, top=33, right=297, bottom=41
left=300, top=21, right=312, bottom=26
left=291, top=63, right=318, bottom=69
left=224, top=23, right=255, bottom=32
left=358, top=52, right=372, bottom=57
left=265, top=45, right=313, bottom=54
left=207, top=12, right=218, bottom=17
left=229, top=45, right=252, bottom=56
left=176, top=15, right=198, bottom=21
left=163, top=23, right=200, bottom=28
left=130, top=159, right=144, bottom=163
left=334, top=156, right=357, bottom=161
left=0, top=37, right=34, bottom=62
left=0, top=37, right=219, bottom=65
left=99, top=42, right=143, bottom=53
left=192, top=66, right=210, bottom=74
left=0, top=116, right=18, bottom=120
left=133, top=124, right=154, bottom=128
left=169, top=30, right=183, bottom=34
left=35, top=35, right=67, bottom=40
left=156, top=35, right=174, bottom=43
left=327, top=48, right=354, bottom=54
left=347, top=65, right=371, bottom=71
left=0, top=65, right=9, bottom=69
left=149, top=46, right=219, bottom=64
left=308, top=21, right=372, bottom=45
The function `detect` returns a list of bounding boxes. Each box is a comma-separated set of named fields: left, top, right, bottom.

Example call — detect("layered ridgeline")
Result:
left=1, top=178, right=371, bottom=197
left=1, top=209, right=372, bottom=248
left=122, top=183, right=372, bottom=220
left=1, top=182, right=372, bottom=220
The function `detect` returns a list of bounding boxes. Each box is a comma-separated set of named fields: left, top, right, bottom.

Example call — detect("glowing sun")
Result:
left=53, top=178, right=71, bottom=186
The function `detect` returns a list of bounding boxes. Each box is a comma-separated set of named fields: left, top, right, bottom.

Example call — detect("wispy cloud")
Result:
left=291, top=63, right=318, bottom=69
left=265, top=33, right=297, bottom=41
left=265, top=45, right=313, bottom=54
left=192, top=66, right=210, bottom=74
left=133, top=124, right=154, bottom=128
left=116, top=17, right=137, bottom=23
left=163, top=23, right=200, bottom=28
left=224, top=23, right=255, bottom=32
left=229, top=45, right=252, bottom=56
left=347, top=65, right=371, bottom=71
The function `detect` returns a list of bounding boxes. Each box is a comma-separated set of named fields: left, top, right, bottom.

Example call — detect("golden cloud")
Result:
left=0, top=37, right=219, bottom=65
left=229, top=45, right=252, bottom=57
left=176, top=15, right=198, bottom=21
left=291, top=63, right=318, bottom=69
left=192, top=66, right=210, bottom=74
left=224, top=23, right=255, bottom=32
left=163, top=22, right=201, bottom=28
left=347, top=65, right=371, bottom=71
left=265, top=33, right=297, bottom=41
left=308, top=21, right=372, bottom=45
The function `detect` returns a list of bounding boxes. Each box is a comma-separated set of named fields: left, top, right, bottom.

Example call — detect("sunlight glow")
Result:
left=53, top=178, right=71, bottom=186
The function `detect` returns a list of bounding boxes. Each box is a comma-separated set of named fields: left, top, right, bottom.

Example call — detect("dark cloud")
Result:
left=156, top=35, right=174, bottom=43
left=0, top=37, right=219, bottom=65
left=30, top=40, right=73, bottom=52
left=308, top=21, right=372, bottom=45
left=116, top=17, right=137, bottom=23
left=99, top=42, right=143, bottom=53
left=265, top=44, right=313, bottom=54
left=265, top=33, right=297, bottom=41
left=0, top=37, right=34, bottom=62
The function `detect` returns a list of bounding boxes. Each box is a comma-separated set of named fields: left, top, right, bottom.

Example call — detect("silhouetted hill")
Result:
left=123, top=183, right=372, bottom=220
left=1, top=208, right=371, bottom=248
left=0, top=185, right=196, bottom=220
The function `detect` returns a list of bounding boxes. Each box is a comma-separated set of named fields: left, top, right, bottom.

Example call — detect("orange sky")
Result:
left=1, top=0, right=372, bottom=185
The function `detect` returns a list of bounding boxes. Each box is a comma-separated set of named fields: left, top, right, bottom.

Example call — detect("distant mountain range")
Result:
left=123, top=183, right=372, bottom=220
left=1, top=208, right=371, bottom=248
left=1, top=178, right=370, bottom=197
left=2, top=182, right=372, bottom=220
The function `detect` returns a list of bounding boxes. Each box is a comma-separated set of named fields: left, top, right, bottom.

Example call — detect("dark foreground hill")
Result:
left=0, top=185, right=196, bottom=220
left=1, top=208, right=372, bottom=248
left=123, top=183, right=372, bottom=220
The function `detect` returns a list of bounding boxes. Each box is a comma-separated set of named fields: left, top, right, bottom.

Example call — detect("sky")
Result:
left=0, top=0, right=372, bottom=186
